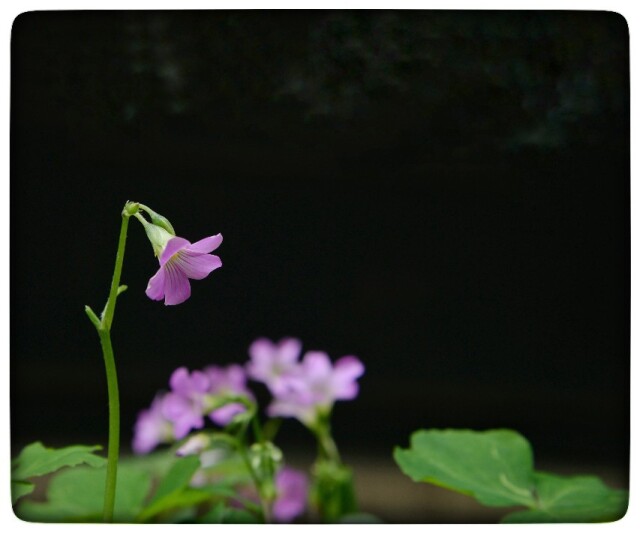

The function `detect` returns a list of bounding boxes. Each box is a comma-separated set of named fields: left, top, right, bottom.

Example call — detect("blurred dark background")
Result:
left=11, top=10, right=629, bottom=522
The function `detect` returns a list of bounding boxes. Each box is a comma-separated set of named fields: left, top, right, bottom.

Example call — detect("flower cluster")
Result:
left=247, top=337, right=365, bottom=427
left=132, top=364, right=252, bottom=454
left=132, top=337, right=364, bottom=523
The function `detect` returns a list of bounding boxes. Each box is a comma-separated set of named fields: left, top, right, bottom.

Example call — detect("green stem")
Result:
left=98, top=330, right=120, bottom=523
left=86, top=204, right=136, bottom=523
left=313, top=422, right=341, bottom=464
left=234, top=411, right=272, bottom=523
left=102, top=213, right=130, bottom=328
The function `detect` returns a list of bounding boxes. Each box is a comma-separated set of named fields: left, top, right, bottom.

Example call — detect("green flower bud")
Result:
left=138, top=204, right=175, bottom=235
left=142, top=220, right=174, bottom=257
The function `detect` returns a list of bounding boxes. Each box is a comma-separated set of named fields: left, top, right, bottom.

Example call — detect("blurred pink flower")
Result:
left=246, top=337, right=302, bottom=394
left=132, top=393, right=174, bottom=454
left=273, top=467, right=309, bottom=522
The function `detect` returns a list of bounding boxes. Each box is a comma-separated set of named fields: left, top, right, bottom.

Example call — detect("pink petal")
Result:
left=331, top=356, right=364, bottom=400
left=169, top=367, right=190, bottom=395
left=163, top=262, right=192, bottom=305
left=145, top=267, right=166, bottom=301
left=187, top=234, right=223, bottom=254
left=191, top=370, right=211, bottom=393
left=301, top=351, right=332, bottom=379
left=333, top=356, right=365, bottom=382
left=210, top=403, right=246, bottom=426
left=160, top=237, right=191, bottom=265
left=174, top=252, right=222, bottom=280
left=249, top=338, right=276, bottom=364
left=278, top=338, right=303, bottom=363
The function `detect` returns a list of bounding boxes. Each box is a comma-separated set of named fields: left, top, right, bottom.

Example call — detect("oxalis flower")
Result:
left=135, top=209, right=223, bottom=305
left=146, top=233, right=223, bottom=305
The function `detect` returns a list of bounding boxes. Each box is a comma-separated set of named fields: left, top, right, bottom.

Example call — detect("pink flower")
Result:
left=267, top=350, right=365, bottom=426
left=145, top=234, right=223, bottom=305
left=132, top=394, right=174, bottom=454
left=246, top=337, right=302, bottom=395
left=273, top=467, right=309, bottom=522
left=162, top=367, right=211, bottom=439
left=204, top=364, right=254, bottom=426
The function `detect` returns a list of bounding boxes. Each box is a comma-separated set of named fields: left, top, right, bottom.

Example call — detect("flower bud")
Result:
left=143, top=222, right=174, bottom=257
left=139, top=204, right=175, bottom=235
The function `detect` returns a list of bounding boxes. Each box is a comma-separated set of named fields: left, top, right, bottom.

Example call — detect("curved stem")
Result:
left=102, top=214, right=130, bottom=329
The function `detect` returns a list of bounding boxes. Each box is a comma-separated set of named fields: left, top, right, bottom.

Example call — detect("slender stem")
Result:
left=86, top=206, right=135, bottom=522
left=98, top=330, right=120, bottom=523
left=312, top=421, right=341, bottom=464
left=102, top=214, right=130, bottom=329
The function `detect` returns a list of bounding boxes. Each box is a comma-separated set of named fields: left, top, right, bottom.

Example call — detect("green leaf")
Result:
left=136, top=455, right=202, bottom=522
left=12, top=442, right=106, bottom=481
left=11, top=481, right=34, bottom=505
left=148, top=455, right=201, bottom=504
left=137, top=489, right=213, bottom=522
left=16, top=464, right=151, bottom=523
left=393, top=428, right=537, bottom=508
left=503, top=472, right=629, bottom=523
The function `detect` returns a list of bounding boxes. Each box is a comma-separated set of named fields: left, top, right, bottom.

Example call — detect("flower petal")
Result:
left=278, top=338, right=303, bottom=364
left=169, top=367, right=191, bottom=396
left=333, top=356, right=365, bottom=382
left=187, top=233, right=223, bottom=254
left=145, top=266, right=166, bottom=301
left=331, top=356, right=364, bottom=400
left=301, top=351, right=333, bottom=379
left=160, top=237, right=191, bottom=265
left=210, top=403, right=246, bottom=426
left=174, top=252, right=222, bottom=280
left=163, top=262, right=192, bottom=305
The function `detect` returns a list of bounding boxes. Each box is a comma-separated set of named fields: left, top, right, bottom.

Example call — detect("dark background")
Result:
left=11, top=10, right=629, bottom=520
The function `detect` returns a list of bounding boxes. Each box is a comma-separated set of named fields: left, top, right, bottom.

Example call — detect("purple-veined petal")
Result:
left=163, top=262, right=192, bottom=305
left=174, top=252, right=222, bottom=280
left=145, top=267, right=166, bottom=301
left=160, top=237, right=191, bottom=265
left=187, top=233, right=223, bottom=254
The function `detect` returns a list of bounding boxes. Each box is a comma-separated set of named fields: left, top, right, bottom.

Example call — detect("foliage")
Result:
left=16, top=463, right=150, bottom=522
left=394, top=428, right=628, bottom=523
left=11, top=442, right=106, bottom=505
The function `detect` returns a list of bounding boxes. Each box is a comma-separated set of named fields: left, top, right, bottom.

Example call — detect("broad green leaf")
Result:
left=503, top=472, right=628, bottom=523
left=11, top=481, right=34, bottom=505
left=393, top=428, right=537, bottom=507
left=16, top=464, right=151, bottom=523
left=12, top=442, right=106, bottom=480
